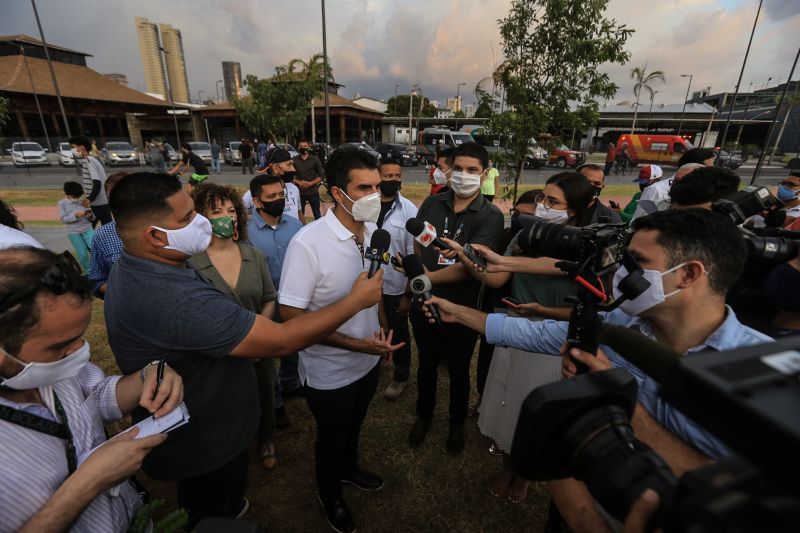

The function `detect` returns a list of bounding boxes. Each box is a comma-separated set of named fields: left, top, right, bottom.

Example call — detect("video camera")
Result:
left=513, top=216, right=650, bottom=363
left=510, top=328, right=800, bottom=532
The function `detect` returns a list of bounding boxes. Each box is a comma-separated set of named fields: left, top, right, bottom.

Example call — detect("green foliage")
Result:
left=233, top=56, right=328, bottom=142
left=629, top=65, right=665, bottom=133
left=128, top=499, right=188, bottom=533
left=489, top=0, right=633, bottom=202
left=386, top=94, right=437, bottom=117
left=0, top=96, right=9, bottom=131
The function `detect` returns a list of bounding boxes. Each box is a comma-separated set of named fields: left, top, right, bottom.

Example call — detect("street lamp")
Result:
left=408, top=85, right=419, bottom=149
left=455, top=82, right=466, bottom=129
left=159, top=46, right=181, bottom=146
left=198, top=90, right=205, bottom=104
left=321, top=0, right=331, bottom=148
left=215, top=80, right=223, bottom=103
left=19, top=44, right=51, bottom=151
left=677, top=74, right=693, bottom=135
left=31, top=0, right=70, bottom=138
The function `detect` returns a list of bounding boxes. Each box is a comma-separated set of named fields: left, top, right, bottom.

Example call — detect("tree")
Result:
left=386, top=94, right=437, bottom=117
left=287, top=53, right=334, bottom=142
left=630, top=65, right=664, bottom=134
left=0, top=96, right=9, bottom=132
left=491, top=0, right=632, bottom=201
left=233, top=60, right=325, bottom=143
left=474, top=77, right=499, bottom=118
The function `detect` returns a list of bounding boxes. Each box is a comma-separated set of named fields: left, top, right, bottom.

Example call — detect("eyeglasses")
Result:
left=779, top=181, right=800, bottom=189
left=541, top=196, right=568, bottom=209
left=0, top=252, right=87, bottom=313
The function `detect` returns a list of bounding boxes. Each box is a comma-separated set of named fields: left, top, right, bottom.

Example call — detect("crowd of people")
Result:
left=0, top=136, right=797, bottom=532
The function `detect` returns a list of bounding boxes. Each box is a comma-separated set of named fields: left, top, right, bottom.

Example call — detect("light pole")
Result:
left=455, top=81, right=465, bottom=129
left=321, top=0, right=331, bottom=148
left=198, top=90, right=204, bottom=105
left=31, top=0, right=70, bottom=138
left=393, top=84, right=400, bottom=142
left=408, top=85, right=418, bottom=149
left=677, top=74, right=693, bottom=136
left=159, top=46, right=181, bottom=146
left=19, top=45, right=51, bottom=151
left=215, top=80, right=223, bottom=103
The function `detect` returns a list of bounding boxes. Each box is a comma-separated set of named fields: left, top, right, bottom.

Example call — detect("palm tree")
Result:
left=646, top=88, right=659, bottom=131
left=630, top=66, right=665, bottom=133
left=287, top=53, right=334, bottom=143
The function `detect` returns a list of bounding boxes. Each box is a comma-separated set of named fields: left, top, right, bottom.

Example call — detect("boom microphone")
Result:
left=405, top=218, right=452, bottom=251
left=402, top=254, right=442, bottom=325
left=597, top=324, right=682, bottom=384
left=365, top=229, right=392, bottom=278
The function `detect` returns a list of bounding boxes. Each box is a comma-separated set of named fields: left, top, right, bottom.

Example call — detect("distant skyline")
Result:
left=2, top=0, right=798, bottom=106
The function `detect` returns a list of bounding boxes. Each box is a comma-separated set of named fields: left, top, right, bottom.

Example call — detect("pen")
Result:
left=154, top=360, right=165, bottom=398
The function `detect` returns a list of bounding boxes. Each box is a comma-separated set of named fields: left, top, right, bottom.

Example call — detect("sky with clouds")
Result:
left=3, top=0, right=798, bottom=107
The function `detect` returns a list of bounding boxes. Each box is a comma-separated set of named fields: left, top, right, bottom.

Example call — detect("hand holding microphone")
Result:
left=402, top=254, right=442, bottom=325
left=405, top=218, right=453, bottom=251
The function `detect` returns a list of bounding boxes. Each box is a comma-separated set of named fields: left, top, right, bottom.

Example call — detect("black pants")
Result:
left=410, top=308, right=479, bottom=425
left=383, top=293, right=412, bottom=382
left=242, top=157, right=254, bottom=174
left=176, top=449, right=249, bottom=530
left=90, top=204, right=112, bottom=228
left=304, top=363, right=380, bottom=502
left=603, top=161, right=614, bottom=176
left=300, top=192, right=322, bottom=220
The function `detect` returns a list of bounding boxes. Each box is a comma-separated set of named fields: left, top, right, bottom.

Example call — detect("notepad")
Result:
left=125, top=402, right=190, bottom=439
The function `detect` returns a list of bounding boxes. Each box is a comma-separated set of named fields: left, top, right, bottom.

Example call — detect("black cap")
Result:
left=267, top=148, right=292, bottom=165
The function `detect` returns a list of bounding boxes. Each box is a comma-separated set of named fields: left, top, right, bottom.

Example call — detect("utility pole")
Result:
left=677, top=74, right=693, bottom=135
left=159, top=46, right=181, bottom=146
left=455, top=81, right=465, bottom=130
left=31, top=0, right=70, bottom=138
left=408, top=86, right=416, bottom=149
left=321, top=0, right=332, bottom=149
left=19, top=45, right=51, bottom=151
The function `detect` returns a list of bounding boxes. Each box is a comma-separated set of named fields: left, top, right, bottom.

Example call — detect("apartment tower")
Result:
left=134, top=17, right=167, bottom=98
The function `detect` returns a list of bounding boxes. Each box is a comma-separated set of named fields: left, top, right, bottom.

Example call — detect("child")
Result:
left=58, top=181, right=95, bottom=271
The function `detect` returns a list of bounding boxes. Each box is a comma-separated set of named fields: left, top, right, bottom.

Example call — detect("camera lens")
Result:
left=744, top=235, right=800, bottom=262
left=517, top=218, right=583, bottom=260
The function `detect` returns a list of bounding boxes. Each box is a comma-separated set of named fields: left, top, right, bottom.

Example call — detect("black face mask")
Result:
left=592, top=186, right=603, bottom=198
left=281, top=171, right=296, bottom=183
left=379, top=180, right=401, bottom=197
left=259, top=198, right=285, bottom=217
left=298, top=148, right=309, bottom=155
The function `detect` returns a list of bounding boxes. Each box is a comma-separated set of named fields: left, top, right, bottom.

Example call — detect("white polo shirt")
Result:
left=632, top=176, right=673, bottom=220
left=278, top=209, right=380, bottom=389
left=379, top=193, right=418, bottom=296
left=242, top=183, right=301, bottom=221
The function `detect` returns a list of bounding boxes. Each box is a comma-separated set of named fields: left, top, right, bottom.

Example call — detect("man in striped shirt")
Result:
left=0, top=247, right=184, bottom=532
left=69, top=135, right=112, bottom=227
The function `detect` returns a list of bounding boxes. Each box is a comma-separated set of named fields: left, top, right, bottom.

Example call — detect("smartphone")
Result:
left=608, top=200, right=620, bottom=209
left=501, top=297, right=522, bottom=309
left=463, top=243, right=488, bottom=269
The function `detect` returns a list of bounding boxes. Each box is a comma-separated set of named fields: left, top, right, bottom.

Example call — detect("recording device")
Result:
left=402, top=254, right=442, bottom=325
left=463, top=243, right=487, bottom=269
left=510, top=328, right=800, bottom=532
left=405, top=218, right=453, bottom=251
left=514, top=216, right=650, bottom=369
left=364, top=229, right=391, bottom=278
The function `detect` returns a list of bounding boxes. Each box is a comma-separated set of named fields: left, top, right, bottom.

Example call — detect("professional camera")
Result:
left=512, top=216, right=650, bottom=360
left=510, top=327, right=800, bottom=532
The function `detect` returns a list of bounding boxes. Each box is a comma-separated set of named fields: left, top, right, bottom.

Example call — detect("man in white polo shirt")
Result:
left=279, top=147, right=404, bottom=533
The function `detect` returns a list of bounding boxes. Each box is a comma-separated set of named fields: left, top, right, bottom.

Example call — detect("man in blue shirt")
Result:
left=87, top=172, right=126, bottom=298
left=420, top=208, right=773, bottom=532
left=247, top=174, right=305, bottom=417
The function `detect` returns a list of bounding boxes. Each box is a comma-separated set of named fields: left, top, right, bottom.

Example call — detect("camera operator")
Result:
left=668, top=166, right=741, bottom=210
left=746, top=171, right=800, bottom=228
left=0, top=247, right=184, bottom=531
left=423, top=209, right=772, bottom=532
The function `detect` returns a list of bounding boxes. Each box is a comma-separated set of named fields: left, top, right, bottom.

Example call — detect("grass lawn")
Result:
left=84, top=300, right=549, bottom=531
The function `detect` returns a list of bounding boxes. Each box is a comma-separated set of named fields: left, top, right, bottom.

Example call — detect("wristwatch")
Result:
left=139, top=360, right=162, bottom=383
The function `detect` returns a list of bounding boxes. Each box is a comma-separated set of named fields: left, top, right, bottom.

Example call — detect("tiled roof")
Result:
left=0, top=34, right=92, bottom=56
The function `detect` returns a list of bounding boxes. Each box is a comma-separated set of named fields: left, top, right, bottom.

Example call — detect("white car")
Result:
left=57, top=142, right=75, bottom=166
left=187, top=142, right=213, bottom=163
left=8, top=142, right=50, bottom=166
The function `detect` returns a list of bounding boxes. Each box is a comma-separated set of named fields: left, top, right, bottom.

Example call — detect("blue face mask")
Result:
left=777, top=185, right=798, bottom=203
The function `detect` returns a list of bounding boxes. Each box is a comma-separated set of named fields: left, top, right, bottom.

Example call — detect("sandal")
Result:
left=260, top=441, right=277, bottom=471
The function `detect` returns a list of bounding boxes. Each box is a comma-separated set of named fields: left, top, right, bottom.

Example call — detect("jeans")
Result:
left=177, top=450, right=249, bottom=531
left=253, top=358, right=275, bottom=443
left=304, top=363, right=380, bottom=502
left=383, top=294, right=411, bottom=382
left=410, top=308, right=479, bottom=425
left=300, top=192, right=322, bottom=220
left=68, top=229, right=95, bottom=272
left=212, top=156, right=221, bottom=174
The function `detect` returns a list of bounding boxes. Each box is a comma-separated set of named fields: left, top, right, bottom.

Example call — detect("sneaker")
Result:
left=408, top=418, right=431, bottom=448
left=342, top=468, right=384, bottom=491
left=446, top=424, right=465, bottom=455
left=275, top=406, right=292, bottom=430
left=318, top=495, right=356, bottom=533
left=234, top=497, right=250, bottom=519
left=383, top=380, right=407, bottom=400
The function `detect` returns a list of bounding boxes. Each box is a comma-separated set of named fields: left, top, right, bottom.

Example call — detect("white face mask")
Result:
left=340, top=190, right=381, bottom=223
left=432, top=168, right=450, bottom=185
left=535, top=202, right=570, bottom=223
left=612, top=262, right=688, bottom=316
left=151, top=214, right=212, bottom=257
left=1, top=340, right=91, bottom=390
left=449, top=170, right=483, bottom=198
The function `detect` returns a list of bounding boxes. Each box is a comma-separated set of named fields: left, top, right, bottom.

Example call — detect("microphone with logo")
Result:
left=364, top=228, right=392, bottom=278
left=405, top=218, right=453, bottom=251
left=402, top=254, right=442, bottom=325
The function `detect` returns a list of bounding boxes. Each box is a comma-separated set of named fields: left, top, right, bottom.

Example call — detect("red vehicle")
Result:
left=548, top=144, right=585, bottom=168
left=616, top=134, right=693, bottom=167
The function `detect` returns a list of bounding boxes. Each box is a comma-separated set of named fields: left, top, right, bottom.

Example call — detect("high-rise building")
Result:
left=134, top=17, right=167, bottom=98
left=446, top=96, right=462, bottom=113
left=463, top=103, right=475, bottom=118
left=103, top=73, right=129, bottom=86
left=222, top=61, right=242, bottom=101
left=159, top=23, right=190, bottom=104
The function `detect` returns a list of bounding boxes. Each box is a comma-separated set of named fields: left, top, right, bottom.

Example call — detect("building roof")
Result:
left=201, top=93, right=383, bottom=115
left=0, top=34, right=91, bottom=57
left=600, top=102, right=716, bottom=114
left=0, top=54, right=180, bottom=108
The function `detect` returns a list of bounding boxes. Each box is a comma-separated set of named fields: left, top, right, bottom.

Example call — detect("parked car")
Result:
left=224, top=141, right=242, bottom=165
left=615, top=134, right=693, bottom=167
left=187, top=142, right=213, bottom=163
left=714, top=149, right=743, bottom=170
left=57, top=142, right=75, bottom=166
left=548, top=144, right=586, bottom=168
left=8, top=142, right=50, bottom=166
left=276, top=143, right=299, bottom=159
left=416, top=128, right=475, bottom=164
left=102, top=142, right=139, bottom=167
left=375, top=143, right=419, bottom=166
left=342, top=142, right=381, bottom=161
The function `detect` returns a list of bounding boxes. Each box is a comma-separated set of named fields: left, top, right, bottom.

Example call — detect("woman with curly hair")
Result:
left=188, top=183, right=280, bottom=470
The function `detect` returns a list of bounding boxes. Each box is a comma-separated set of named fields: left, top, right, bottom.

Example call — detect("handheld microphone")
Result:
left=405, top=218, right=452, bottom=251
left=597, top=324, right=682, bottom=384
left=364, top=229, right=391, bottom=278
left=402, top=254, right=442, bottom=325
